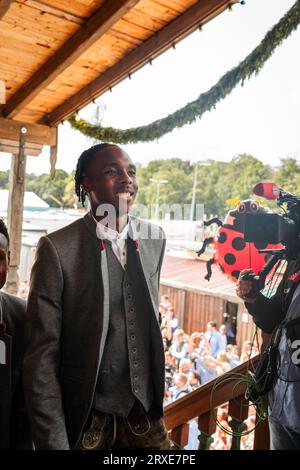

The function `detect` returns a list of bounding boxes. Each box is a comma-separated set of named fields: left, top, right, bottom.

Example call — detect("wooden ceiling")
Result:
left=0, top=0, right=238, bottom=127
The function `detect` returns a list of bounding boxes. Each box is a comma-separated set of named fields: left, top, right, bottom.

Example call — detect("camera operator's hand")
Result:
left=236, top=269, right=258, bottom=304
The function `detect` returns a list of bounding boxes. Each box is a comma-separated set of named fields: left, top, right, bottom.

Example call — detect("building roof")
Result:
left=0, top=0, right=239, bottom=126
left=161, top=254, right=237, bottom=297
left=0, top=189, right=49, bottom=211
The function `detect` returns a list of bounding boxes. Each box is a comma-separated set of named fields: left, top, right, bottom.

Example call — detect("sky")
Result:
left=0, top=0, right=299, bottom=175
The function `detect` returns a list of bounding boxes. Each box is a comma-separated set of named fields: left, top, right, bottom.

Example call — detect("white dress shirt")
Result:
left=93, top=215, right=129, bottom=270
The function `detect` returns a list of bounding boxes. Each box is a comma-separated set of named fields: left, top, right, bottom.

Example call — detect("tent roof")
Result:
left=0, top=0, right=238, bottom=127
left=0, top=189, right=50, bottom=210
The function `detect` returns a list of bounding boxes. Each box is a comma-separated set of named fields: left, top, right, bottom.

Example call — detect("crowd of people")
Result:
left=160, top=294, right=258, bottom=406
left=159, top=294, right=258, bottom=450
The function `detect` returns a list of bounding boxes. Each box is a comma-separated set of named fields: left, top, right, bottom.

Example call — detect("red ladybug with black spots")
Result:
left=197, top=199, right=282, bottom=283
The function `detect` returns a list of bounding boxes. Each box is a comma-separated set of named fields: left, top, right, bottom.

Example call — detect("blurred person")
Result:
left=171, top=373, right=190, bottom=401
left=187, top=371, right=200, bottom=392
left=164, top=307, right=179, bottom=333
left=195, top=354, right=218, bottom=385
left=0, top=219, right=32, bottom=449
left=219, top=324, right=227, bottom=351
left=189, top=332, right=202, bottom=349
left=240, top=340, right=256, bottom=363
left=198, top=332, right=211, bottom=356
left=205, top=321, right=223, bottom=358
left=226, top=344, right=241, bottom=368
left=159, top=295, right=172, bottom=316
left=170, top=329, right=189, bottom=364
left=215, top=351, right=231, bottom=375
left=186, top=341, right=200, bottom=364
left=178, top=358, right=193, bottom=374
left=161, top=326, right=172, bottom=351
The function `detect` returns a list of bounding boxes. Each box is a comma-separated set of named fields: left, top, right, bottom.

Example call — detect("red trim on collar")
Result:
left=288, top=273, right=300, bottom=283
left=133, top=239, right=139, bottom=251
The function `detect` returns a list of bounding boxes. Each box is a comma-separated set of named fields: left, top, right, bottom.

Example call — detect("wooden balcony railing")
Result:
left=164, top=355, right=270, bottom=450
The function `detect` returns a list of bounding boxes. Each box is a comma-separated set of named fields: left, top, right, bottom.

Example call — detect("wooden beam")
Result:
left=0, top=0, right=12, bottom=20
left=0, top=117, right=57, bottom=145
left=0, top=0, right=141, bottom=118
left=0, top=138, right=43, bottom=156
left=16, top=0, right=86, bottom=25
left=45, top=0, right=238, bottom=126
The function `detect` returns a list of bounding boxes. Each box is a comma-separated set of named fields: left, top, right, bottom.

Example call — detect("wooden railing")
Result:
left=164, top=355, right=270, bottom=450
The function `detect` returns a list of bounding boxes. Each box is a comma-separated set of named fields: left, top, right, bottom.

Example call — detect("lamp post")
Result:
left=190, top=161, right=211, bottom=221
left=150, top=178, right=168, bottom=220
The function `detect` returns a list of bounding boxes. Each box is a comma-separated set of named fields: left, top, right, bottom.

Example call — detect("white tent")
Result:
left=0, top=189, right=49, bottom=212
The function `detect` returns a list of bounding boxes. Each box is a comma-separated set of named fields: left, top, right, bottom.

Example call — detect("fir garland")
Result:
left=69, top=1, right=300, bottom=144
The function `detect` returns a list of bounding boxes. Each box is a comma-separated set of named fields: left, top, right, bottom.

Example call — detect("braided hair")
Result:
left=0, top=218, right=9, bottom=245
left=75, top=143, right=118, bottom=206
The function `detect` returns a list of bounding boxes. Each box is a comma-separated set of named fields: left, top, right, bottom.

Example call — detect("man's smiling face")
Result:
left=82, top=146, right=138, bottom=216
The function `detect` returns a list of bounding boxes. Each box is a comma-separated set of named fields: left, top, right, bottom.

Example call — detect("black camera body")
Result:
left=244, top=184, right=300, bottom=260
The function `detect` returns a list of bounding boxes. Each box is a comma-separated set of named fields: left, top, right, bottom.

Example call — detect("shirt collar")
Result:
left=91, top=212, right=129, bottom=241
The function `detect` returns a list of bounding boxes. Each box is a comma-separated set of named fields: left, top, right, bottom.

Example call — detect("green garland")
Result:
left=69, top=1, right=300, bottom=144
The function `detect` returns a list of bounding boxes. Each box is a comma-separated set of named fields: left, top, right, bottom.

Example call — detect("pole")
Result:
left=190, top=163, right=198, bottom=221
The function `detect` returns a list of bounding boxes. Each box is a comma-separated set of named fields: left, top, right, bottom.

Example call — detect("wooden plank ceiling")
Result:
left=0, top=0, right=238, bottom=127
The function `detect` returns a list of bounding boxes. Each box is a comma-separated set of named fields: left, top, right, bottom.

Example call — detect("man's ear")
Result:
left=7, top=250, right=10, bottom=266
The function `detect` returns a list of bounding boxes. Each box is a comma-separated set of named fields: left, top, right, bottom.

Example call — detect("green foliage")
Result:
left=26, top=169, right=69, bottom=207
left=0, top=171, right=9, bottom=189
left=68, top=1, right=300, bottom=144
left=273, top=158, right=300, bottom=193
left=136, top=154, right=273, bottom=219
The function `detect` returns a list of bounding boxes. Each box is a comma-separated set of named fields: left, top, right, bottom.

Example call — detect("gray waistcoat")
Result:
left=93, top=240, right=154, bottom=417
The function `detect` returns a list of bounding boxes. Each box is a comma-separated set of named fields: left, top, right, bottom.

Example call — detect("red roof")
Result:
left=161, top=255, right=237, bottom=296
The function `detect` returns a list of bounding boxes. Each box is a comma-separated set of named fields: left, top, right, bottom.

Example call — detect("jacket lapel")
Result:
left=83, top=213, right=111, bottom=375
left=128, top=217, right=160, bottom=323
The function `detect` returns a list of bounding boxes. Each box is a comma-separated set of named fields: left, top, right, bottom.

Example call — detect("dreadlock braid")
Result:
left=74, top=143, right=118, bottom=206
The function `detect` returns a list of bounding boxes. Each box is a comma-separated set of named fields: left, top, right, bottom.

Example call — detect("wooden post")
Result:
left=198, top=410, right=216, bottom=450
left=170, top=423, right=189, bottom=448
left=228, top=396, right=248, bottom=450
left=6, top=132, right=27, bottom=294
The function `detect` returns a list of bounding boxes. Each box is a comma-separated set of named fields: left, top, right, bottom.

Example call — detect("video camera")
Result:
left=244, top=182, right=300, bottom=260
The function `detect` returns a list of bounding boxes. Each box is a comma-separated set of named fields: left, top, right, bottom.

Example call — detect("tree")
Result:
left=0, top=171, right=9, bottom=189
left=273, top=158, right=300, bottom=194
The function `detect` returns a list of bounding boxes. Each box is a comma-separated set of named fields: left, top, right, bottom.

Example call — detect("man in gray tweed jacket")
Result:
left=23, top=143, right=171, bottom=450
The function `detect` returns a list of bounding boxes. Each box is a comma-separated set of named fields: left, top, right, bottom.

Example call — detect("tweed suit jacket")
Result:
left=23, top=213, right=166, bottom=450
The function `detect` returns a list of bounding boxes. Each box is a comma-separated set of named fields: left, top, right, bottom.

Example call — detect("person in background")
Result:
left=159, top=295, right=172, bottom=316
left=240, top=340, right=255, bottom=363
left=170, top=329, right=189, bottom=365
left=226, top=344, right=241, bottom=368
left=195, top=354, right=218, bottom=385
left=219, top=324, right=227, bottom=351
left=215, top=351, right=231, bottom=375
left=171, top=373, right=190, bottom=401
left=178, top=358, right=193, bottom=375
left=205, top=321, right=223, bottom=358
left=0, top=219, right=32, bottom=449
left=187, top=371, right=200, bottom=392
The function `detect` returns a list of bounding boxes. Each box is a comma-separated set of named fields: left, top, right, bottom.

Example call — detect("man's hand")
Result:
left=236, top=269, right=258, bottom=304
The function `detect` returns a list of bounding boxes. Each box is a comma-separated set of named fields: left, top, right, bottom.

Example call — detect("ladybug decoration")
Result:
left=197, top=199, right=282, bottom=283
